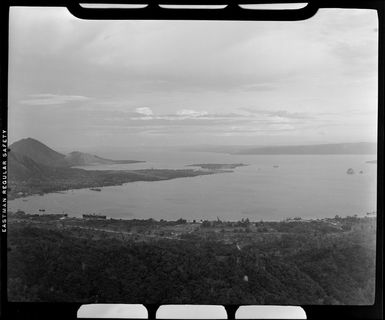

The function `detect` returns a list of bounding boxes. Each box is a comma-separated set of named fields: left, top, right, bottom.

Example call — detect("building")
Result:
left=82, top=213, right=107, bottom=220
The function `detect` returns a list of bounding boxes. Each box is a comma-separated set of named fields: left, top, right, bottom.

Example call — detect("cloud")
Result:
left=129, top=108, right=251, bottom=122
left=130, top=120, right=298, bottom=138
left=20, top=93, right=90, bottom=106
left=176, top=109, right=209, bottom=118
left=241, top=108, right=312, bottom=120
left=8, top=8, right=378, bottom=147
left=123, top=107, right=313, bottom=138
left=135, top=107, right=154, bottom=116
left=217, top=123, right=297, bottom=136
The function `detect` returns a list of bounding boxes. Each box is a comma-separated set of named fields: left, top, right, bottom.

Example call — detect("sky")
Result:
left=8, top=7, right=378, bottom=151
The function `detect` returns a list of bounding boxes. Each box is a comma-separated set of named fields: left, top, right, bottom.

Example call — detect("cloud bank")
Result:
left=8, top=7, right=378, bottom=149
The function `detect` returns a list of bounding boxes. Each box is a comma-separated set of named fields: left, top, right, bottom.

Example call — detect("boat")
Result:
left=89, top=188, right=102, bottom=192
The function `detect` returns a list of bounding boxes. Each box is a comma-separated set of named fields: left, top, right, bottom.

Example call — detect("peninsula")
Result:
left=8, top=138, right=219, bottom=199
left=187, top=163, right=247, bottom=170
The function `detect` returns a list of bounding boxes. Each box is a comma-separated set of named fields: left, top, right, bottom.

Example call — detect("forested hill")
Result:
left=8, top=151, right=48, bottom=181
left=8, top=215, right=376, bottom=304
left=10, top=138, right=67, bottom=167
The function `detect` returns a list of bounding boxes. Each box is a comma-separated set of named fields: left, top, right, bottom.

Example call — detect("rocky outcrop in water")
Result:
left=346, top=168, right=355, bottom=175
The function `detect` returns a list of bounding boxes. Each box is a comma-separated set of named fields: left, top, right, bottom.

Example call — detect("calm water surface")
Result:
left=8, top=151, right=377, bottom=221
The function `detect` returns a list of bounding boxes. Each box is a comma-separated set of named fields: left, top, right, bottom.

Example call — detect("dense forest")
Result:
left=7, top=215, right=376, bottom=305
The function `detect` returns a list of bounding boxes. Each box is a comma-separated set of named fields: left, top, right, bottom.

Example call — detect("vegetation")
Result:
left=8, top=168, right=216, bottom=200
left=8, top=214, right=376, bottom=305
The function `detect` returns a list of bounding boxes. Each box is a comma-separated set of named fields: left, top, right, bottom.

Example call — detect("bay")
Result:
left=8, top=151, right=377, bottom=221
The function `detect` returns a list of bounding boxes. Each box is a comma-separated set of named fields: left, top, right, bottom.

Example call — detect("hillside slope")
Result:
left=8, top=216, right=376, bottom=304
left=8, top=151, right=50, bottom=181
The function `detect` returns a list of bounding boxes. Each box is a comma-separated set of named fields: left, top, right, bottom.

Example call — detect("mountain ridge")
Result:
left=182, top=142, right=376, bottom=155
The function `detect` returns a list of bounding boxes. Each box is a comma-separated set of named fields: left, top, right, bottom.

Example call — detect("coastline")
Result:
left=8, top=168, right=226, bottom=200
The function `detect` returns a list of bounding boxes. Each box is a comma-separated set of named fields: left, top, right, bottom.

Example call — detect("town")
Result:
left=9, top=210, right=376, bottom=251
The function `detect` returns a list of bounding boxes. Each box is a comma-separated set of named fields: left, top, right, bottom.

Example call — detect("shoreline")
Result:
left=8, top=209, right=376, bottom=224
left=8, top=167, right=226, bottom=200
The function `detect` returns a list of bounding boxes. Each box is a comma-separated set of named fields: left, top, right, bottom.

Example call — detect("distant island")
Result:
left=346, top=168, right=355, bottom=175
left=185, top=142, right=377, bottom=155
left=187, top=163, right=247, bottom=170
left=7, top=138, right=220, bottom=199
left=366, top=160, right=377, bottom=164
left=233, top=142, right=376, bottom=155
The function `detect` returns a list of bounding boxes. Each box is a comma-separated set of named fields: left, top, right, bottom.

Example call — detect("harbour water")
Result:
left=8, top=150, right=377, bottom=221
